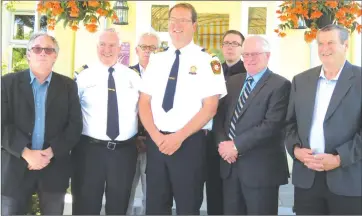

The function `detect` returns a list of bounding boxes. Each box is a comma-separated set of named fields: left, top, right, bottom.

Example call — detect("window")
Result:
left=3, top=11, right=48, bottom=76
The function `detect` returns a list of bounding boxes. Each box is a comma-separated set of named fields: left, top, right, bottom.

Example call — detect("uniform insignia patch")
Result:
left=211, top=60, right=221, bottom=75
left=189, top=66, right=197, bottom=75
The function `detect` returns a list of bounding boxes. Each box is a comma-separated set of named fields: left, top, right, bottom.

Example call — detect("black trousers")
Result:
left=205, top=131, right=223, bottom=215
left=146, top=130, right=207, bottom=215
left=294, top=172, right=362, bottom=215
left=71, top=135, right=137, bottom=215
left=223, top=165, right=279, bottom=215
left=1, top=170, right=65, bottom=215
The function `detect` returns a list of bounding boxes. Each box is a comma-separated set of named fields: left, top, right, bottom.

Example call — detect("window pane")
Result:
left=151, top=5, right=169, bottom=32
left=13, top=15, right=35, bottom=40
left=40, top=15, right=48, bottom=32
left=248, top=7, right=267, bottom=35
left=12, top=48, right=28, bottom=73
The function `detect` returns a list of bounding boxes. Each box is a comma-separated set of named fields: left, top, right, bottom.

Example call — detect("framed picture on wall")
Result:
left=118, top=42, right=130, bottom=66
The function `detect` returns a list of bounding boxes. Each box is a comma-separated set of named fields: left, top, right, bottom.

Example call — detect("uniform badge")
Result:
left=211, top=60, right=221, bottom=75
left=189, top=66, right=197, bottom=75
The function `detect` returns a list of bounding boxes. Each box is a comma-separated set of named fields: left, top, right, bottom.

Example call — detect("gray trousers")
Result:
left=126, top=152, right=147, bottom=215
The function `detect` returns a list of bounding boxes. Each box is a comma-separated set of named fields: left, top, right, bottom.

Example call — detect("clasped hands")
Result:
left=218, top=141, right=238, bottom=164
left=22, top=147, right=54, bottom=170
left=294, top=147, right=341, bottom=171
left=151, top=132, right=185, bottom=155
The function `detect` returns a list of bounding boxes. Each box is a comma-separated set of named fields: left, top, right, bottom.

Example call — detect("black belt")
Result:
left=160, top=130, right=208, bottom=135
left=82, top=135, right=136, bottom=150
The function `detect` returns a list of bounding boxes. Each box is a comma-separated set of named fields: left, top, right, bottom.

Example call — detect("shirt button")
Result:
left=28, top=132, right=32, bottom=136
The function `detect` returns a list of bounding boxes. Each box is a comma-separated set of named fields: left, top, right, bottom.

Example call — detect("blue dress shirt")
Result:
left=30, top=70, right=52, bottom=150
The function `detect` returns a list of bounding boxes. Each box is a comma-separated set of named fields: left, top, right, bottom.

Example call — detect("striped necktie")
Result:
left=228, top=77, right=254, bottom=139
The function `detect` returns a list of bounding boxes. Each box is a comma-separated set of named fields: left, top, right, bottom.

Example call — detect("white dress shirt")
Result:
left=140, top=41, right=227, bottom=132
left=76, top=61, right=141, bottom=141
left=309, top=61, right=345, bottom=154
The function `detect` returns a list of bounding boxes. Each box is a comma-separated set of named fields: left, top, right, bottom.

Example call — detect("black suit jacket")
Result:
left=285, top=61, right=361, bottom=196
left=222, top=59, right=247, bottom=78
left=1, top=70, right=83, bottom=196
left=129, top=64, right=146, bottom=137
left=214, top=69, right=290, bottom=187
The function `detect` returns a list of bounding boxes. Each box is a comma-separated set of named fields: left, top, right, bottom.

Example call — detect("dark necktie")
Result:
left=106, top=67, right=119, bottom=140
left=228, top=77, right=254, bottom=139
left=162, top=49, right=181, bottom=112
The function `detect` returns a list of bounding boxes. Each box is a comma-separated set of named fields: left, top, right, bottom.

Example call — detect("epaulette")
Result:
left=130, top=67, right=140, bottom=76
left=154, top=47, right=169, bottom=54
left=73, top=64, right=88, bottom=80
left=201, top=48, right=217, bottom=58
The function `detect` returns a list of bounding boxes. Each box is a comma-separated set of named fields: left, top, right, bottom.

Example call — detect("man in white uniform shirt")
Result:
left=127, top=32, right=159, bottom=215
left=138, top=3, right=227, bottom=215
left=71, top=29, right=141, bottom=215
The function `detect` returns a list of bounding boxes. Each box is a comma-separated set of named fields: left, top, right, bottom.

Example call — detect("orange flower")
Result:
left=279, top=15, right=288, bottom=22
left=44, top=2, right=52, bottom=9
left=111, top=12, right=119, bottom=22
left=90, top=17, right=97, bottom=24
left=71, top=25, right=79, bottom=31
left=67, top=1, right=77, bottom=8
left=310, top=11, right=323, bottom=19
left=88, top=1, right=100, bottom=8
left=48, top=25, right=55, bottom=31
left=96, top=8, right=108, bottom=16
left=276, top=10, right=282, bottom=14
left=325, top=1, right=338, bottom=9
left=37, top=3, right=46, bottom=13
left=85, top=23, right=98, bottom=33
left=278, top=32, right=286, bottom=37
left=357, top=24, right=362, bottom=34
left=274, top=29, right=279, bottom=33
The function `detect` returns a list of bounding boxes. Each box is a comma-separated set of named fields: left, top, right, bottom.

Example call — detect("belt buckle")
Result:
left=107, top=141, right=117, bottom=150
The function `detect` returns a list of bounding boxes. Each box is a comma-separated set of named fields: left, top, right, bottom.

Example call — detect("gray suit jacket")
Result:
left=285, top=61, right=361, bottom=196
left=214, top=69, right=291, bottom=187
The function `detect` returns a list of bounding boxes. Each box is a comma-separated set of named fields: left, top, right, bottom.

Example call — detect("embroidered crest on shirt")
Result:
left=189, top=66, right=197, bottom=75
left=211, top=60, right=221, bottom=75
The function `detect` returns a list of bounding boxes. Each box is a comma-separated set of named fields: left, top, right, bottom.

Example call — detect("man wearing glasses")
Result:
left=221, top=30, right=247, bottom=78
left=138, top=3, right=226, bottom=215
left=205, top=29, right=247, bottom=215
left=214, top=35, right=290, bottom=215
left=127, top=32, right=159, bottom=215
left=1, top=32, right=83, bottom=215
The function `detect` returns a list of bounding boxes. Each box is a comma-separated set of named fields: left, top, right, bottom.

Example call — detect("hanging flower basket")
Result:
left=37, top=0, right=119, bottom=33
left=274, top=0, right=362, bottom=43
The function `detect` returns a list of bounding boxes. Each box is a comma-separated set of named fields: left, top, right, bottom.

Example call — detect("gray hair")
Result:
left=242, top=35, right=271, bottom=52
left=137, top=32, right=160, bottom=47
left=98, top=28, right=121, bottom=45
left=27, top=32, right=59, bottom=55
left=318, top=24, right=349, bottom=44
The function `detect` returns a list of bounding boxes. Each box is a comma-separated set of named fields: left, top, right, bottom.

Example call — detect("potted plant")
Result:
left=37, top=0, right=119, bottom=33
left=274, top=0, right=362, bottom=42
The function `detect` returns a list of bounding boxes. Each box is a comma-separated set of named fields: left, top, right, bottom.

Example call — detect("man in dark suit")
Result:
left=285, top=24, right=362, bottom=215
left=127, top=32, right=159, bottom=215
left=214, top=35, right=290, bottom=215
left=1, top=32, right=82, bottom=215
left=221, top=30, right=247, bottom=78
left=206, top=29, right=247, bottom=215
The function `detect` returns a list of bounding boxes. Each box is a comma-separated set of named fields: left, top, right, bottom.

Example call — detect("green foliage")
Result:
left=28, top=194, right=41, bottom=215
left=209, top=48, right=225, bottom=63
left=12, top=48, right=28, bottom=73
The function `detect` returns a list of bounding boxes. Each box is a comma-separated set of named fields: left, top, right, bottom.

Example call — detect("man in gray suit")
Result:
left=214, top=35, right=290, bottom=215
left=285, top=24, right=361, bottom=215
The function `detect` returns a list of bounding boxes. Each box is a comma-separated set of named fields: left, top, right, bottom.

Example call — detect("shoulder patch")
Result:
left=210, top=60, right=221, bottom=75
left=74, top=64, right=88, bottom=80
left=154, top=47, right=168, bottom=54
left=201, top=48, right=217, bottom=58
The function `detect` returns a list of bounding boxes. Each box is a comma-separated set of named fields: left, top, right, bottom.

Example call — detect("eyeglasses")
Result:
left=241, top=52, right=266, bottom=58
left=30, top=47, right=56, bottom=55
left=222, top=41, right=242, bottom=47
left=168, top=18, right=193, bottom=24
left=138, top=45, right=157, bottom=52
